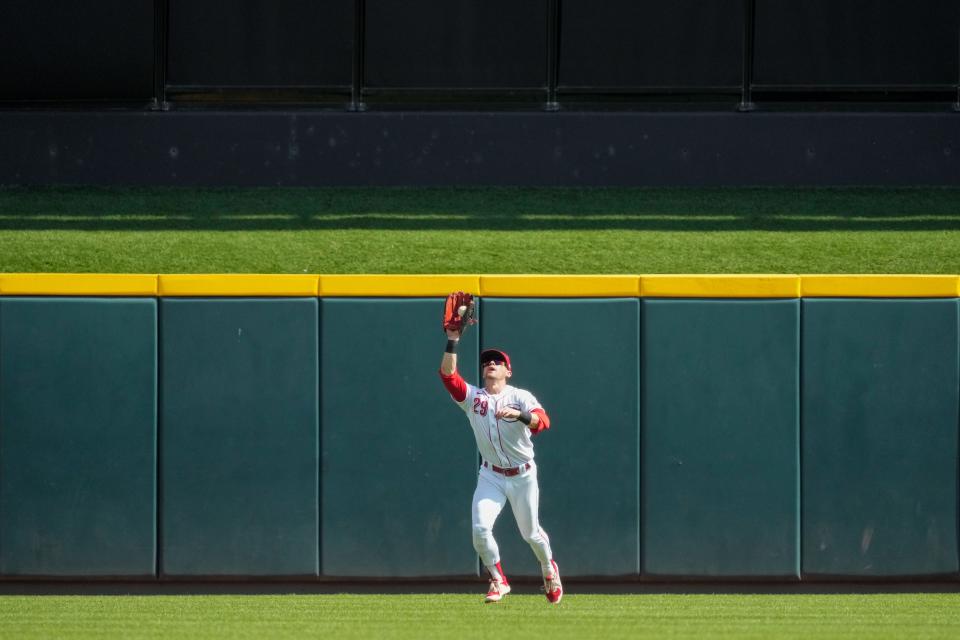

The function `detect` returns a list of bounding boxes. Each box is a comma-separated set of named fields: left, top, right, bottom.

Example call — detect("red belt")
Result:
left=483, top=461, right=531, bottom=477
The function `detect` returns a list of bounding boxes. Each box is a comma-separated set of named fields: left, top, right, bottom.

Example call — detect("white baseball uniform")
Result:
left=439, top=370, right=555, bottom=578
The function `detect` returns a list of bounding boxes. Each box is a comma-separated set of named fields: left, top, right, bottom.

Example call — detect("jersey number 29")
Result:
left=473, top=398, right=489, bottom=416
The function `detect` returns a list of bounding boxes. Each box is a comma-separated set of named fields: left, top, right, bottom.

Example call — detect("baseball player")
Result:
left=439, top=322, right=562, bottom=604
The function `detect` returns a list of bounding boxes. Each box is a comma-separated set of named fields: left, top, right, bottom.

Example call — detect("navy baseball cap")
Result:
left=480, top=348, right=511, bottom=371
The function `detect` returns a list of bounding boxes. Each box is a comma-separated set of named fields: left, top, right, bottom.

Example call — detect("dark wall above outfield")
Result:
left=753, top=1, right=959, bottom=87
left=2, top=2, right=957, bottom=186
left=560, top=1, right=744, bottom=90
left=0, top=0, right=957, bottom=108
left=0, top=0, right=156, bottom=102
left=364, top=0, right=549, bottom=89
left=2, top=110, right=958, bottom=187
left=167, top=0, right=354, bottom=88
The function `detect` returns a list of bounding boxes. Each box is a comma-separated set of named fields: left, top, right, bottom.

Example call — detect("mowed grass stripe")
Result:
left=0, top=187, right=958, bottom=274
left=1, top=594, right=959, bottom=639
left=2, top=230, right=958, bottom=274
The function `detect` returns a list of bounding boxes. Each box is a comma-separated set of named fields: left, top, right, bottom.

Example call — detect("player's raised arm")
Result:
left=439, top=291, right=476, bottom=401
left=441, top=328, right=460, bottom=375
left=440, top=291, right=475, bottom=376
left=439, top=328, right=468, bottom=402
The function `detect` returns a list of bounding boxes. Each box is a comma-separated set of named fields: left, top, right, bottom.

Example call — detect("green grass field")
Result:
left=1, top=186, right=958, bottom=273
left=2, top=593, right=959, bottom=639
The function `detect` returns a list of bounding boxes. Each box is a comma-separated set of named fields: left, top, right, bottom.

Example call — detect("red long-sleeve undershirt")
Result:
left=439, top=369, right=469, bottom=402
left=439, top=369, right=551, bottom=434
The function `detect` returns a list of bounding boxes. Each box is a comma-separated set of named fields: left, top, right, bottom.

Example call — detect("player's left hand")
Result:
left=443, top=291, right=476, bottom=334
left=495, top=407, right=521, bottom=420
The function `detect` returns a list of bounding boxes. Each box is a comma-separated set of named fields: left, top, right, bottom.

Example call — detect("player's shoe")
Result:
left=543, top=559, right=563, bottom=604
left=485, top=578, right=511, bottom=603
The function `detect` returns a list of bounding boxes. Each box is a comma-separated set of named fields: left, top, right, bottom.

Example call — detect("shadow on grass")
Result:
left=1, top=186, right=959, bottom=232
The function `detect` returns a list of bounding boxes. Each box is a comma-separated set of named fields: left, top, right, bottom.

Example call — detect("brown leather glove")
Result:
left=442, top=291, right=476, bottom=334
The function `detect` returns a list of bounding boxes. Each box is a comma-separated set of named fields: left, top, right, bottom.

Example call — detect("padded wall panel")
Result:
left=0, top=298, right=156, bottom=576
left=320, top=299, right=478, bottom=577
left=802, top=299, right=959, bottom=576
left=160, top=298, right=318, bottom=576
left=642, top=299, right=799, bottom=577
left=480, top=298, right=640, bottom=577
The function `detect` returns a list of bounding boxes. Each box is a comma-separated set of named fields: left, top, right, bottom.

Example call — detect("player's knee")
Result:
left=472, top=523, right=493, bottom=541
left=472, top=524, right=495, bottom=553
left=522, top=529, right=545, bottom=546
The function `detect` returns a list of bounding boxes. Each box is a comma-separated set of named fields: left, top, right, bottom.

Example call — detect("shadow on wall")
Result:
left=0, top=186, right=959, bottom=232
left=2, top=579, right=960, bottom=596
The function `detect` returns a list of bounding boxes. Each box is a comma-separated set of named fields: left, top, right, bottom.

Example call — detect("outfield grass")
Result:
left=1, top=593, right=959, bottom=639
left=0, top=186, right=958, bottom=273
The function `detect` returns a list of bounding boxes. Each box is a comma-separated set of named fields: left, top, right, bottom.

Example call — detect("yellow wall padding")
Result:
left=158, top=274, right=320, bottom=297
left=800, top=275, right=960, bottom=297
left=640, top=275, right=801, bottom=298
left=480, top=274, right=641, bottom=297
left=0, top=273, right=159, bottom=296
left=318, top=274, right=480, bottom=297
left=0, top=274, right=957, bottom=298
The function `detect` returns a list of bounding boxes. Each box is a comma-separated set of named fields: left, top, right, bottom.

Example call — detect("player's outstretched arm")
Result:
left=441, top=328, right=460, bottom=375
left=439, top=329, right=469, bottom=403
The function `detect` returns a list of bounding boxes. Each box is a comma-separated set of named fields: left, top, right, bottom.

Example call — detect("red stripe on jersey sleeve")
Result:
left=439, top=369, right=468, bottom=402
left=529, top=408, right=550, bottom=435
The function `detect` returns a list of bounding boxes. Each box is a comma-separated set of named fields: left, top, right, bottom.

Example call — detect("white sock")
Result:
left=541, top=560, right=554, bottom=578
left=485, top=562, right=506, bottom=583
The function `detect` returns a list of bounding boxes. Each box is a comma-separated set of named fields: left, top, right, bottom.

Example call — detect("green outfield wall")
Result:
left=0, top=274, right=957, bottom=581
left=159, top=298, right=319, bottom=577
left=642, top=299, right=800, bottom=578
left=0, top=298, right=157, bottom=577
left=802, top=299, right=959, bottom=577
left=319, top=299, right=478, bottom=577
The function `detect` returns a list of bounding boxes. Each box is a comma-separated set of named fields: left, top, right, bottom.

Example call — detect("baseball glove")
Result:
left=443, top=291, right=476, bottom=334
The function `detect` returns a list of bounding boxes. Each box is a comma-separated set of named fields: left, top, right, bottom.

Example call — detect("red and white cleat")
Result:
left=485, top=579, right=511, bottom=603
left=543, top=559, right=563, bottom=604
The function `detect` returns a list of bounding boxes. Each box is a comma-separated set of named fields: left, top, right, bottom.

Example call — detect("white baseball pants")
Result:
left=471, top=462, right=553, bottom=571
